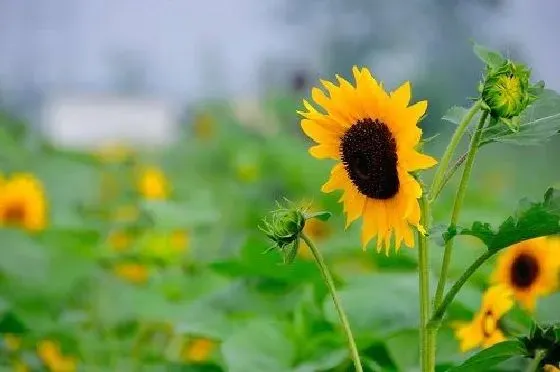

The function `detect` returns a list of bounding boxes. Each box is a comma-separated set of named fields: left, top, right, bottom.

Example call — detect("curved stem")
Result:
left=525, top=349, right=546, bottom=372
left=430, top=249, right=495, bottom=325
left=417, top=195, right=435, bottom=372
left=301, top=233, right=363, bottom=372
left=428, top=100, right=482, bottom=204
left=433, top=109, right=489, bottom=309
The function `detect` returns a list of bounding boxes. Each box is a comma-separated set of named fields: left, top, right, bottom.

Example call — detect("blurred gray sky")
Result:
left=0, top=0, right=559, bottom=109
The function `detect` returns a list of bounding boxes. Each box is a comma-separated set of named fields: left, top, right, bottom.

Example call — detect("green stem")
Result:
left=433, top=109, right=489, bottom=309
left=301, top=233, right=363, bottom=372
left=417, top=195, right=434, bottom=372
left=428, top=100, right=482, bottom=204
left=430, top=249, right=495, bottom=325
left=525, top=349, right=546, bottom=372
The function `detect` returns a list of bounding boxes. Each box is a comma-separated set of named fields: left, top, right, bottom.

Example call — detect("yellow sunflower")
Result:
left=453, top=285, right=514, bottom=352
left=299, top=66, right=436, bottom=253
left=37, top=340, right=76, bottom=372
left=181, top=338, right=215, bottom=363
left=491, top=237, right=560, bottom=311
left=113, top=263, right=149, bottom=284
left=544, top=364, right=560, bottom=372
left=0, top=173, right=47, bottom=232
left=137, top=166, right=168, bottom=200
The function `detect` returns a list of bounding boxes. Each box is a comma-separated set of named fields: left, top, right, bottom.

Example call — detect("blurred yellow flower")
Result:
left=37, top=340, right=76, bottom=372
left=193, top=113, right=215, bottom=140
left=181, top=338, right=215, bottom=363
left=95, top=142, right=135, bottom=163
left=235, top=163, right=259, bottom=183
left=108, top=230, right=132, bottom=252
left=113, top=205, right=140, bottom=223
left=299, top=216, right=331, bottom=260
left=491, top=237, right=560, bottom=311
left=0, top=173, right=47, bottom=232
left=113, top=263, right=149, bottom=284
left=171, top=230, right=189, bottom=253
left=544, top=364, right=560, bottom=372
left=3, top=333, right=22, bottom=352
left=453, top=285, right=514, bottom=352
left=137, top=166, right=168, bottom=200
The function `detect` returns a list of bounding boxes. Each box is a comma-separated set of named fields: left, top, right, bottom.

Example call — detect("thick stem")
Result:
left=301, top=233, right=364, bottom=372
left=417, top=195, right=435, bottom=372
left=525, top=349, right=546, bottom=372
left=433, top=109, right=489, bottom=309
left=430, top=249, right=495, bottom=325
left=428, top=100, right=482, bottom=204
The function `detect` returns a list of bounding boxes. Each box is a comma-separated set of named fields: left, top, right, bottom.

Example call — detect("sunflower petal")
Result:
left=342, top=186, right=366, bottom=228
left=321, top=163, right=347, bottom=192
left=391, top=81, right=411, bottom=107
left=309, top=144, right=339, bottom=159
left=402, top=151, right=438, bottom=171
left=301, top=119, right=341, bottom=144
left=407, top=100, right=428, bottom=121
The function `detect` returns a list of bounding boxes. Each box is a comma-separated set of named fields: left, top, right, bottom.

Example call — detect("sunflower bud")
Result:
left=481, top=60, right=535, bottom=130
left=519, top=323, right=560, bottom=369
left=260, top=201, right=331, bottom=264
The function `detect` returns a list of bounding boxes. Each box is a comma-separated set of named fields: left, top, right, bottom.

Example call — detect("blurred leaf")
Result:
left=442, top=106, right=480, bottom=126
left=141, top=200, right=220, bottom=229
left=471, top=40, right=505, bottom=69
left=305, top=211, right=332, bottom=222
left=0, top=311, right=27, bottom=333
left=443, top=188, right=560, bottom=252
left=0, top=230, right=48, bottom=285
left=479, top=89, right=560, bottom=147
left=448, top=340, right=527, bottom=371
left=323, top=273, right=420, bottom=339
left=221, top=318, right=294, bottom=372
left=293, top=349, right=347, bottom=372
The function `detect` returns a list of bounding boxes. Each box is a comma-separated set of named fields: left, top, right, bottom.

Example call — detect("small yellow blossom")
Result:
left=37, top=340, right=76, bottom=372
left=113, top=263, right=149, bottom=284
left=181, top=338, right=215, bottom=363
left=3, top=333, right=22, bottom=351
left=453, top=285, right=514, bottom=352
left=108, top=230, right=132, bottom=252
left=137, top=166, right=168, bottom=200
left=0, top=173, right=47, bottom=232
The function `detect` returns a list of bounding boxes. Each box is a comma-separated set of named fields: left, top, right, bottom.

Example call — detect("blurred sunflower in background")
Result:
left=137, top=166, right=169, bottom=200
left=0, top=173, right=47, bottom=232
left=37, top=340, right=76, bottom=372
left=453, top=285, right=514, bottom=352
left=299, top=66, right=436, bottom=254
left=192, top=112, right=215, bottom=140
left=491, top=236, right=560, bottom=311
left=113, top=263, right=150, bottom=284
left=181, top=337, right=215, bottom=363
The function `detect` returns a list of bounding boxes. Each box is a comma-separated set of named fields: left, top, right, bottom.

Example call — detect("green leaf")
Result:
left=479, top=89, right=560, bottom=146
left=141, top=200, right=220, bottom=229
left=471, top=40, right=506, bottom=70
left=444, top=188, right=560, bottom=252
left=323, top=273, right=421, bottom=338
left=448, top=340, right=527, bottom=371
left=221, top=319, right=295, bottom=372
left=442, top=106, right=479, bottom=126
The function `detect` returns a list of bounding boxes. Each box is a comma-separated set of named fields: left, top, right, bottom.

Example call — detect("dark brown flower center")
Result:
left=3, top=203, right=25, bottom=225
left=340, top=118, right=399, bottom=199
left=510, top=253, right=540, bottom=289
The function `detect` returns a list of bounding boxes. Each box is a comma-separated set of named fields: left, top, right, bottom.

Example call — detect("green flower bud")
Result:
left=259, top=201, right=331, bottom=265
left=519, top=324, right=560, bottom=369
left=481, top=60, right=534, bottom=121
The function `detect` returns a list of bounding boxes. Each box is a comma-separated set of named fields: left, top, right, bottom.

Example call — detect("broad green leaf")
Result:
left=0, top=230, right=48, bottom=285
left=448, top=340, right=527, bottom=371
left=141, top=200, right=220, bottom=229
left=471, top=40, right=506, bottom=70
left=442, top=106, right=479, bottom=126
left=305, top=211, right=332, bottom=221
left=323, top=273, right=421, bottom=338
left=221, top=319, right=295, bottom=372
left=293, top=349, right=347, bottom=372
left=479, top=89, right=560, bottom=146
left=444, top=188, right=560, bottom=251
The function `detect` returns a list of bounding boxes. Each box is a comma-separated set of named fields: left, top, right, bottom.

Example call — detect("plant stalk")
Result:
left=525, top=349, right=546, bottom=372
left=433, top=109, right=489, bottom=309
left=428, top=100, right=482, bottom=204
left=301, top=233, right=363, bottom=372
left=417, top=194, right=435, bottom=372
left=430, top=249, right=495, bottom=325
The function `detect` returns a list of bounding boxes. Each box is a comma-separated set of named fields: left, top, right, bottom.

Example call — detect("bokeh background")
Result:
left=0, top=1, right=559, bottom=371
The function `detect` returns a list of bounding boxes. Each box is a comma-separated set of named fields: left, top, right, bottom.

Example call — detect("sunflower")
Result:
left=37, top=340, right=76, bottom=372
left=299, top=66, right=437, bottom=253
left=453, top=285, right=514, bottom=352
left=113, top=263, right=149, bottom=284
left=0, top=173, right=47, bottom=232
left=491, top=237, right=560, bottom=311
left=137, top=166, right=169, bottom=200
left=181, top=338, right=215, bottom=363
left=544, top=364, right=560, bottom=372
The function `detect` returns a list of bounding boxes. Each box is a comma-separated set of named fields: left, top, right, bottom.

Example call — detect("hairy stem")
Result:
left=525, top=349, right=546, bottom=372
left=433, top=109, right=489, bottom=309
left=301, top=233, right=363, bottom=372
left=428, top=100, right=482, bottom=204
